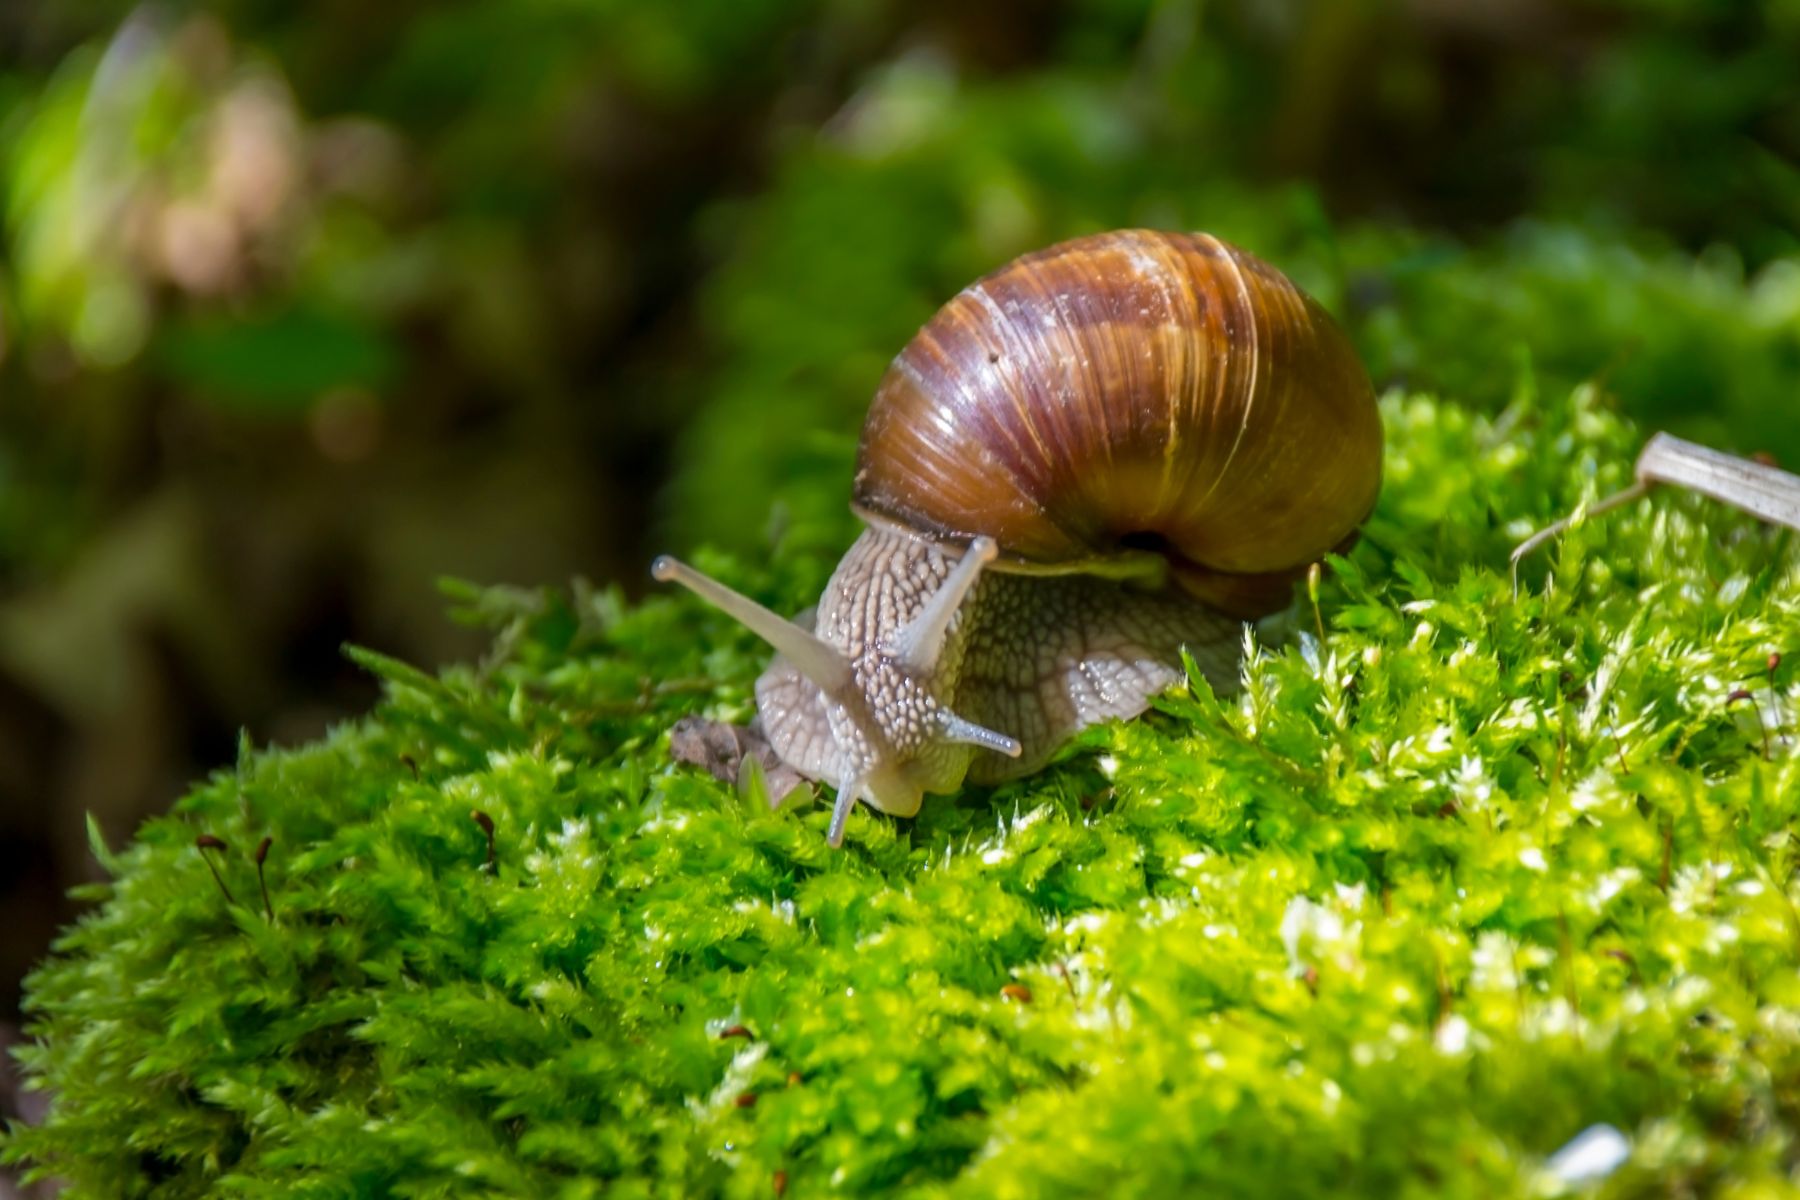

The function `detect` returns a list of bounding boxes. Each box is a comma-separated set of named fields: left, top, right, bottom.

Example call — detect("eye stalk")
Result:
left=651, top=555, right=850, bottom=693
left=885, top=537, right=998, bottom=671
left=654, top=538, right=1020, bottom=847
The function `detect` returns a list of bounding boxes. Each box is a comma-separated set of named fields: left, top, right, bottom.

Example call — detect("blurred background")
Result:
left=2, top=0, right=1799, bottom=1168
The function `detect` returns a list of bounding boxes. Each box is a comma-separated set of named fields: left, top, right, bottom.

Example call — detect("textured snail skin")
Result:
left=855, top=229, right=1382, bottom=618
left=755, top=526, right=1242, bottom=803
left=657, top=229, right=1381, bottom=845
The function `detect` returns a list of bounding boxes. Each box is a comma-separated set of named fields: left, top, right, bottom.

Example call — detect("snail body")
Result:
left=656, top=230, right=1381, bottom=846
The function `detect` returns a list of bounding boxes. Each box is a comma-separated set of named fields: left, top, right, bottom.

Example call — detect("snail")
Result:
left=655, top=229, right=1382, bottom=846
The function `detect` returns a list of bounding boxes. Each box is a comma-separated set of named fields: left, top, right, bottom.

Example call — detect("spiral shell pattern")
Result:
left=852, top=230, right=1382, bottom=617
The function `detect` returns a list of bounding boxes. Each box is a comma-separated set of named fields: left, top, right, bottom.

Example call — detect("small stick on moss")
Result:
left=254, top=836, right=274, bottom=922
left=1658, top=816, right=1674, bottom=893
left=470, top=810, right=497, bottom=875
left=195, top=835, right=238, bottom=907
left=734, top=1091, right=757, bottom=1109
left=1000, top=983, right=1032, bottom=1004
left=1727, top=689, right=1771, bottom=760
left=401, top=754, right=420, bottom=781
left=1771, top=652, right=1786, bottom=745
left=1511, top=433, right=1800, bottom=593
left=773, top=1169, right=789, bottom=1197
left=1511, top=481, right=1651, bottom=595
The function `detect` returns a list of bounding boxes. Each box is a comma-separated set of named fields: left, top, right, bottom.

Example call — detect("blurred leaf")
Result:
left=156, top=308, right=397, bottom=412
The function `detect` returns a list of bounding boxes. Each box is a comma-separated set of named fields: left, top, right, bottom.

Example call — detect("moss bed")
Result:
left=2, top=379, right=1797, bottom=1197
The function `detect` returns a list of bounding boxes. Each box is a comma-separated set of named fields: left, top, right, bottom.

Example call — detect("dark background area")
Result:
left=2, top=1, right=1798, bottom=1181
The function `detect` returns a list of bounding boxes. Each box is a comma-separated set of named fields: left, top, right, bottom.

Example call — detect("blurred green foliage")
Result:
left=672, top=38, right=1800, bottom=551
left=5, top=0, right=1800, bottom=572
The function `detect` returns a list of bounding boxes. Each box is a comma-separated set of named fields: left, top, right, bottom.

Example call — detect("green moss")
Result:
left=5, top=379, right=1797, bottom=1196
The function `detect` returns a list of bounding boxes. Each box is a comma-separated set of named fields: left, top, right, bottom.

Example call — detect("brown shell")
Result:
left=852, top=230, right=1382, bottom=618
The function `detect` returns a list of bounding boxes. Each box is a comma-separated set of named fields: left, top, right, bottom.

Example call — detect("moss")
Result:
left=4, top=377, right=1797, bottom=1196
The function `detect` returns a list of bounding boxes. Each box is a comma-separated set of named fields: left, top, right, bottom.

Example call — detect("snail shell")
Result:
left=656, top=229, right=1382, bottom=845
left=855, top=229, right=1381, bottom=617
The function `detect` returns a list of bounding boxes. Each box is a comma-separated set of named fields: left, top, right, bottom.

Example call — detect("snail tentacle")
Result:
left=937, top=711, right=1022, bottom=758
left=651, top=556, right=850, bottom=694
left=827, top=776, right=863, bottom=847
left=886, top=536, right=998, bottom=672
